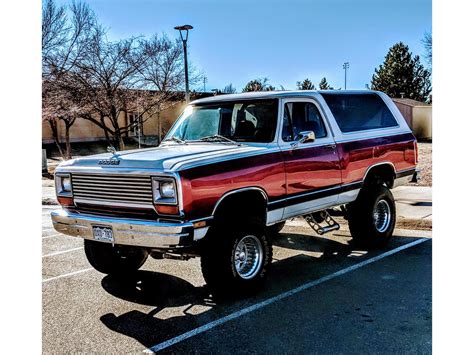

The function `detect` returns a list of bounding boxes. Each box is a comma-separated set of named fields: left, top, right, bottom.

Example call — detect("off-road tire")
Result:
left=200, top=217, right=272, bottom=295
left=84, top=240, right=148, bottom=275
left=267, top=221, right=285, bottom=235
left=347, top=184, right=396, bottom=248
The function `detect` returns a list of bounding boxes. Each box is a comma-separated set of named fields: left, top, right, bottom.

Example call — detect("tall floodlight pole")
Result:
left=174, top=24, right=193, bottom=103
left=343, top=62, right=349, bottom=90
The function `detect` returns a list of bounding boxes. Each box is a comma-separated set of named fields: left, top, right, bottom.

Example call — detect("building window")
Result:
left=128, top=112, right=143, bottom=137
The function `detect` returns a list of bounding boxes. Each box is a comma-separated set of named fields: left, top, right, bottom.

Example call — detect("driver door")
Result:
left=279, top=98, right=342, bottom=218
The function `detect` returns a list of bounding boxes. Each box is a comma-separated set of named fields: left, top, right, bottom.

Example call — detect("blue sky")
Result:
left=59, top=0, right=432, bottom=91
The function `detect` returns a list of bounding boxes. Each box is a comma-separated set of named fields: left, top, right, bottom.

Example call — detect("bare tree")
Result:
left=43, top=76, right=86, bottom=159
left=42, top=0, right=97, bottom=158
left=67, top=28, right=147, bottom=150
left=134, top=35, right=202, bottom=143
left=422, top=32, right=432, bottom=67
left=43, top=0, right=205, bottom=151
left=42, top=0, right=68, bottom=58
left=42, top=0, right=96, bottom=77
left=222, top=83, right=237, bottom=94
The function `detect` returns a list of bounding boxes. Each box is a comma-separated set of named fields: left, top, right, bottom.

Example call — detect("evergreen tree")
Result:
left=296, top=78, right=315, bottom=90
left=242, top=78, right=275, bottom=92
left=371, top=42, right=431, bottom=101
left=318, top=77, right=333, bottom=90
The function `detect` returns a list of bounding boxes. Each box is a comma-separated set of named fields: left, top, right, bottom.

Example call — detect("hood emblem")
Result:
left=100, top=146, right=120, bottom=165
left=98, top=159, right=120, bottom=165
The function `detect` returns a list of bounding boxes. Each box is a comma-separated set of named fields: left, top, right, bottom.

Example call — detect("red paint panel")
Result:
left=282, top=145, right=341, bottom=197
left=337, top=133, right=416, bottom=184
left=179, top=151, right=286, bottom=221
left=178, top=133, right=416, bottom=221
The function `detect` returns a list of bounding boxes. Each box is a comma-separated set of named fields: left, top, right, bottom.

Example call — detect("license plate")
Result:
left=92, top=226, right=114, bottom=243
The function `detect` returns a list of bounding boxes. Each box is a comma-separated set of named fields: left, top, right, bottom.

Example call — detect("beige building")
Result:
left=392, top=98, right=432, bottom=140
left=42, top=101, right=188, bottom=144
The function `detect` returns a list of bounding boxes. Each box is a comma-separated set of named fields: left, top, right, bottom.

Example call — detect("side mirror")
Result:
left=291, top=131, right=315, bottom=148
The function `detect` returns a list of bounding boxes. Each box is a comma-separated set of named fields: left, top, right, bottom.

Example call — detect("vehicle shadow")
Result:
left=99, top=231, right=420, bottom=351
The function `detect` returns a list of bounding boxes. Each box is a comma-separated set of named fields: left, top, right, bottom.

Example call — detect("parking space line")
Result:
left=42, top=247, right=83, bottom=258
left=42, top=268, right=93, bottom=283
left=144, top=237, right=430, bottom=353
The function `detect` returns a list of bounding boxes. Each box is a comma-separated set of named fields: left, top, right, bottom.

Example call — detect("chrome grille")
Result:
left=71, top=173, right=153, bottom=207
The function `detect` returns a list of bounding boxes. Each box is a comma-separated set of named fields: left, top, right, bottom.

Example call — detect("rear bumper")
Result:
left=51, top=209, right=208, bottom=249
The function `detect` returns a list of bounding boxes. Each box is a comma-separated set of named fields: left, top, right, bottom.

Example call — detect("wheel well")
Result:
left=363, top=164, right=396, bottom=188
left=213, top=189, right=267, bottom=222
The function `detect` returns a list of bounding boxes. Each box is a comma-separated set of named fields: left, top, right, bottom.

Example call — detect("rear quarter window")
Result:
left=321, top=93, right=398, bottom=133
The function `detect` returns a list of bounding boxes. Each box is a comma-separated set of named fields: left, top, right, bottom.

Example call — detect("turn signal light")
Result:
left=155, top=204, right=180, bottom=215
left=57, top=196, right=74, bottom=206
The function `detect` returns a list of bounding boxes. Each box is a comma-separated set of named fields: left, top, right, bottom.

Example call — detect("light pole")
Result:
left=174, top=24, right=193, bottom=103
left=343, top=62, right=349, bottom=90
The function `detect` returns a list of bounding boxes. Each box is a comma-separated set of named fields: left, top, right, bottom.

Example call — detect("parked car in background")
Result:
left=51, top=90, right=418, bottom=294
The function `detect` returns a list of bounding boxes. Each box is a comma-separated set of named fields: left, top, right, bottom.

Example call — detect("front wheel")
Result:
left=200, top=217, right=272, bottom=295
left=84, top=240, right=149, bottom=275
left=347, top=185, right=396, bottom=248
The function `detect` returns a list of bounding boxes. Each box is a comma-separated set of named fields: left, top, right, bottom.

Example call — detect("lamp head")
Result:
left=174, top=25, right=193, bottom=31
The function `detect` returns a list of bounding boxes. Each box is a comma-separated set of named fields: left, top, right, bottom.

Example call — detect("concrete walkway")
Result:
left=393, top=186, right=432, bottom=221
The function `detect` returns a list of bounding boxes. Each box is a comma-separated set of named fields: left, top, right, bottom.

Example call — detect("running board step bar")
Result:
left=304, top=210, right=340, bottom=235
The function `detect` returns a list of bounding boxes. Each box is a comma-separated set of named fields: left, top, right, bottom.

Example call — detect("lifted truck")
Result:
left=51, top=90, right=418, bottom=294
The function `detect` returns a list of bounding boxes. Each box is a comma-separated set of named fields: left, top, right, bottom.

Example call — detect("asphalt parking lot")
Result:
left=42, top=206, right=432, bottom=353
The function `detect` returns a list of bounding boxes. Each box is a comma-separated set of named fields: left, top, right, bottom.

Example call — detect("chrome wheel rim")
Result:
left=233, top=235, right=263, bottom=280
left=373, top=199, right=391, bottom=233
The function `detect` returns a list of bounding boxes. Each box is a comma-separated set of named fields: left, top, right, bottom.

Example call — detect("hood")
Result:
left=58, top=143, right=267, bottom=172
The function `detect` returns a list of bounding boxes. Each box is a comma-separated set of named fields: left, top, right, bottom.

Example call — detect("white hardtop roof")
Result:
left=190, top=90, right=383, bottom=105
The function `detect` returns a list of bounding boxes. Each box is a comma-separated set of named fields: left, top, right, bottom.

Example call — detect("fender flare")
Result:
left=211, top=187, right=269, bottom=216
left=362, top=162, right=396, bottom=187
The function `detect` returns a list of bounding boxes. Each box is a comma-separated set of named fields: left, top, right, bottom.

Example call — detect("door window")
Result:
left=282, top=102, right=327, bottom=142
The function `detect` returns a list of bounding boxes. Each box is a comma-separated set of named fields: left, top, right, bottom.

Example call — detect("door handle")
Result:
left=324, top=144, right=337, bottom=151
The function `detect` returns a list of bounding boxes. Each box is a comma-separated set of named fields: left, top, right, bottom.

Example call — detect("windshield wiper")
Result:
left=163, top=136, right=186, bottom=144
left=198, top=135, right=241, bottom=145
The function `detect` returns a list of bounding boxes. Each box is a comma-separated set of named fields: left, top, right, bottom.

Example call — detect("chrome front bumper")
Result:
left=51, top=209, right=208, bottom=249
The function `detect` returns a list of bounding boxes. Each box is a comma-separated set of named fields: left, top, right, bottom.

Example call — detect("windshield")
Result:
left=165, top=99, right=279, bottom=143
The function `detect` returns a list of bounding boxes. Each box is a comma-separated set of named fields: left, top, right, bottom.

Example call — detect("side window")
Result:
left=321, top=93, right=398, bottom=133
left=281, top=102, right=327, bottom=142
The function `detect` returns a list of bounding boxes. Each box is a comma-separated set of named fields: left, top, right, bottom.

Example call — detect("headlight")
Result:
left=55, top=173, right=72, bottom=197
left=62, top=177, right=72, bottom=192
left=152, top=177, right=177, bottom=205
left=160, top=181, right=176, bottom=198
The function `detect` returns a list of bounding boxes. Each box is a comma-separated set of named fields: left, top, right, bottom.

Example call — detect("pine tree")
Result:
left=242, top=78, right=275, bottom=92
left=371, top=42, right=431, bottom=101
left=318, top=77, right=333, bottom=90
left=296, top=78, right=315, bottom=90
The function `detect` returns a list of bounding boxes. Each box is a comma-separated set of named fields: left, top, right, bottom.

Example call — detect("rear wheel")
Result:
left=347, top=185, right=396, bottom=248
left=84, top=240, right=148, bottom=275
left=200, top=217, right=272, bottom=295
